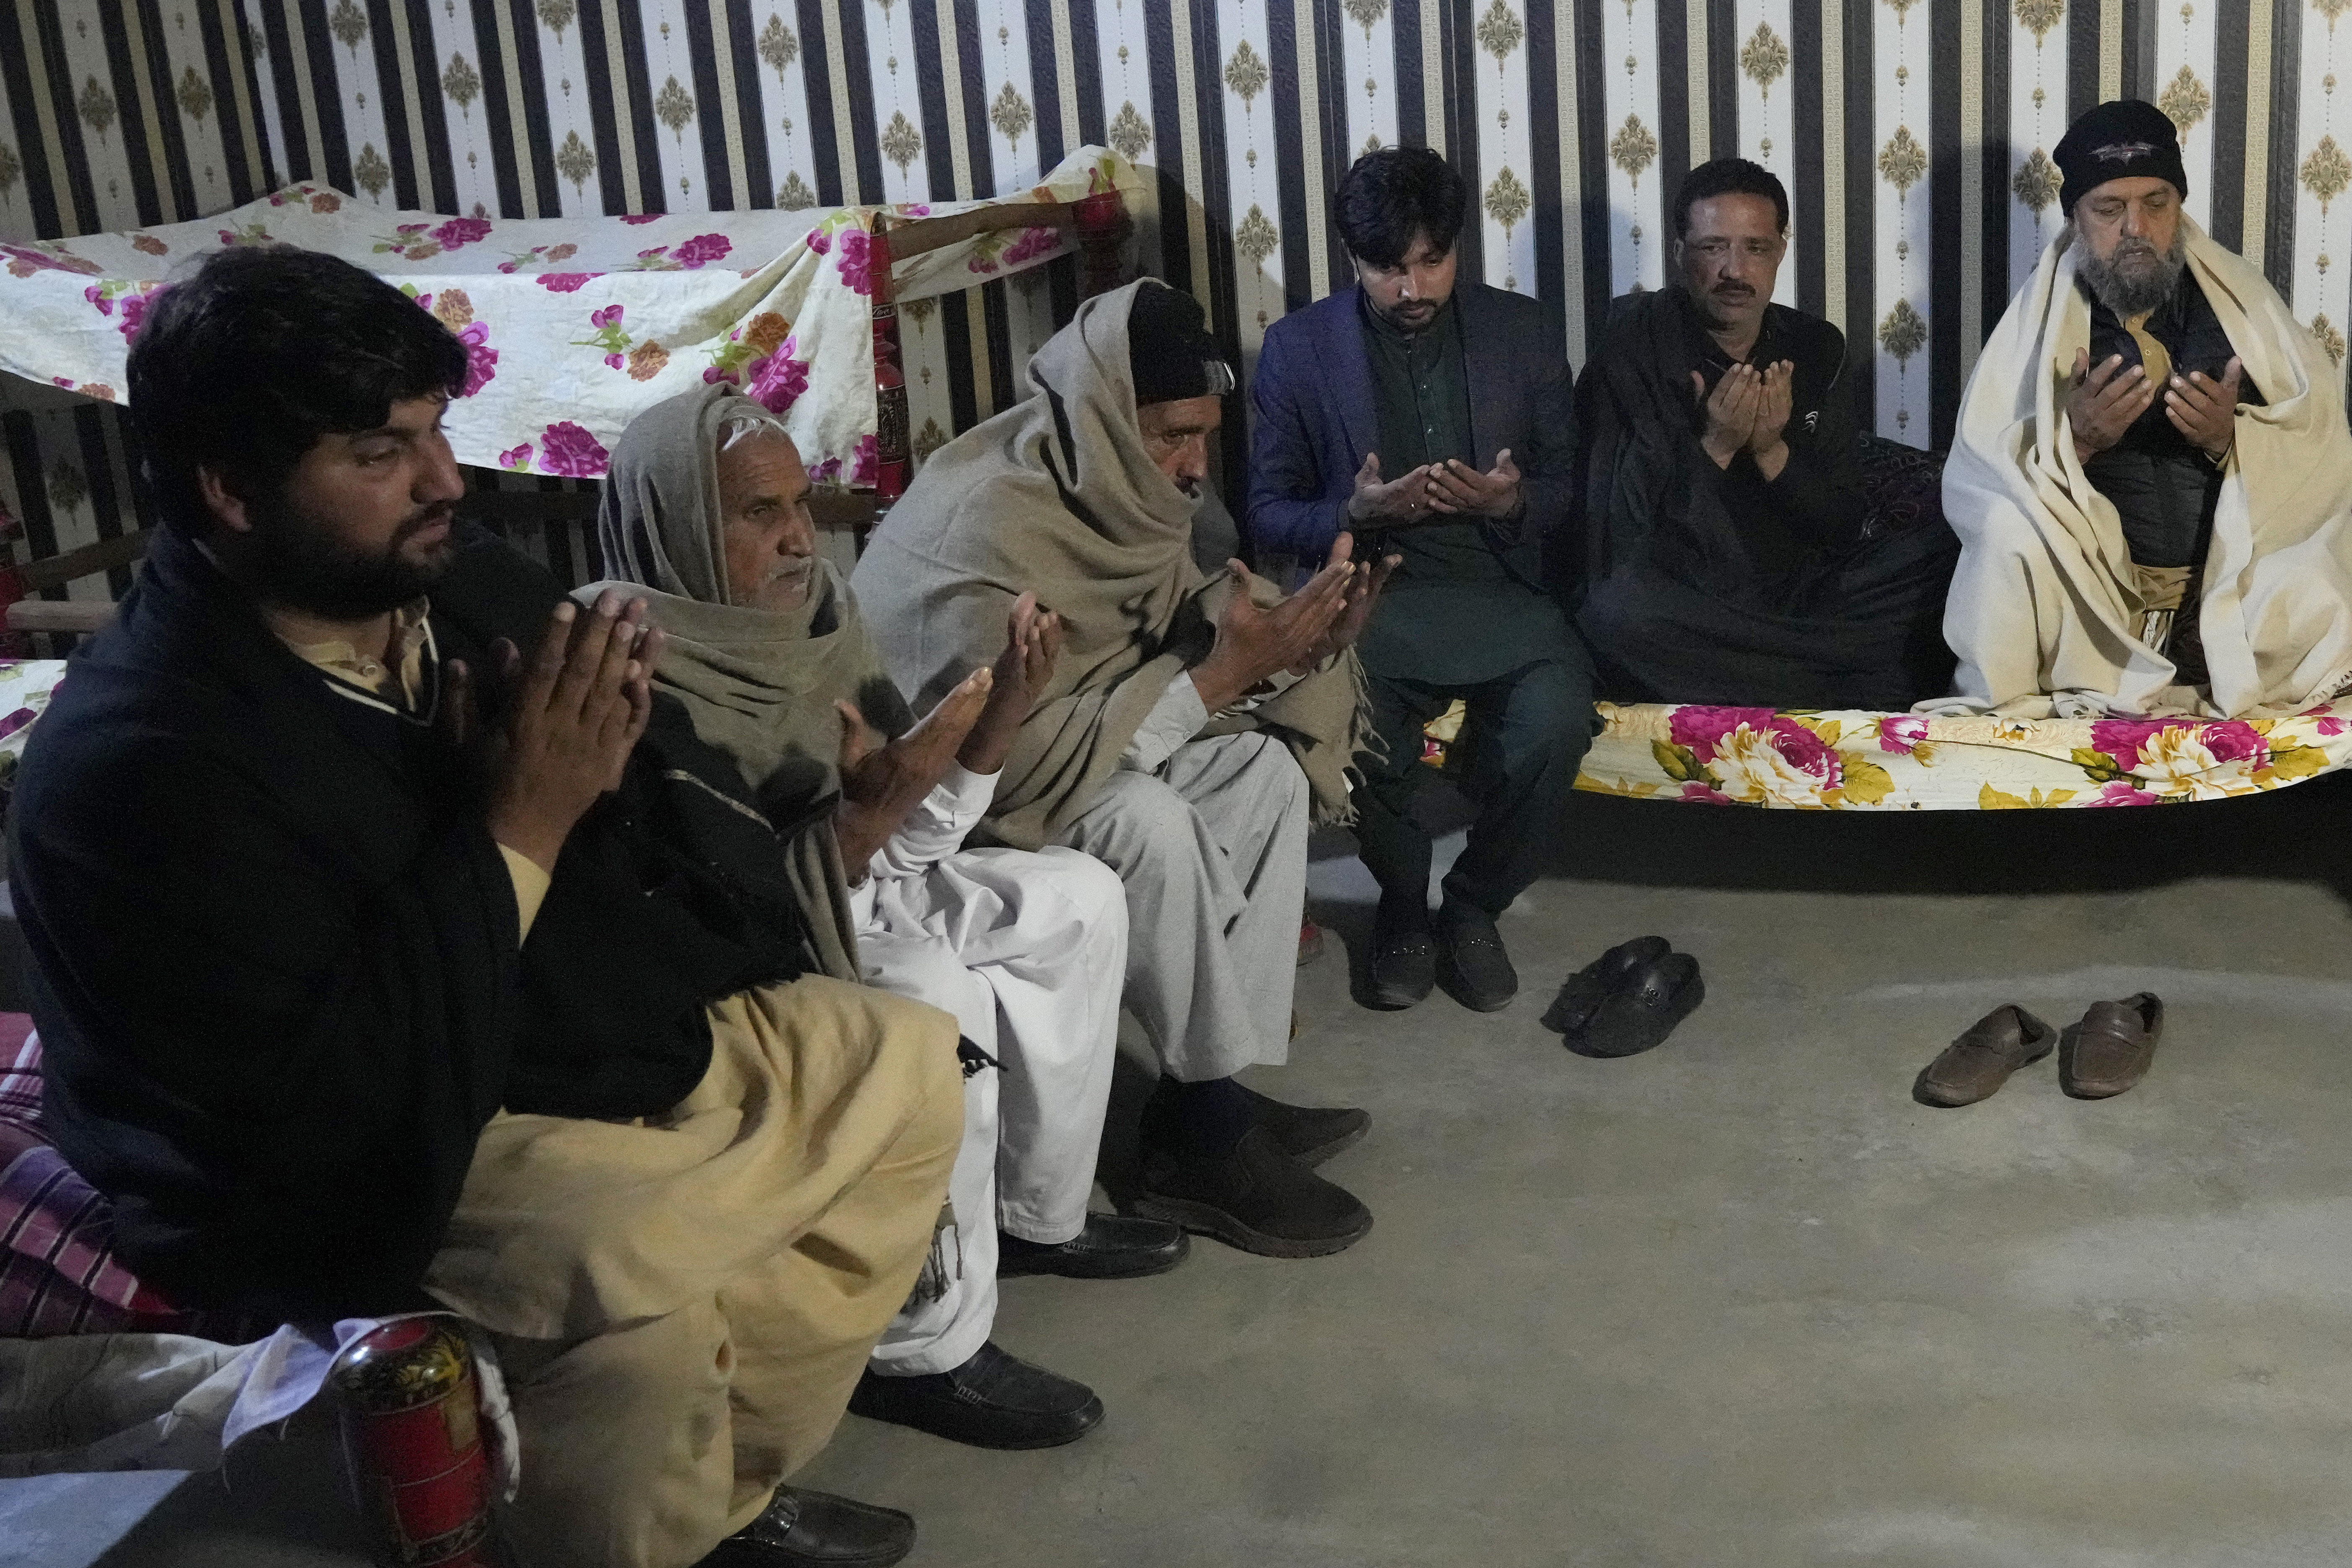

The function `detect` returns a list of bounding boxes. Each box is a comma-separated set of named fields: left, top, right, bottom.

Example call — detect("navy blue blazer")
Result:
left=1245, top=281, right=1576, bottom=573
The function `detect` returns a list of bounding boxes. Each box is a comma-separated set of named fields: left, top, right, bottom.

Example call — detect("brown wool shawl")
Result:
left=849, top=280, right=1372, bottom=851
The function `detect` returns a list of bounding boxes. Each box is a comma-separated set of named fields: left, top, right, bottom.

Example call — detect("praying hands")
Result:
left=1692, top=360, right=1795, bottom=477
left=834, top=666, right=992, bottom=871
left=958, top=591, right=1065, bottom=777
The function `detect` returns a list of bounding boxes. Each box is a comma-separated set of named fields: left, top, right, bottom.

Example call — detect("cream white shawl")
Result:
left=1932, top=219, right=2352, bottom=718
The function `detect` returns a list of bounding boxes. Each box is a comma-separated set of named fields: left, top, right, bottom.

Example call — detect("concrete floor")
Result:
left=15, top=778, right=2352, bottom=1566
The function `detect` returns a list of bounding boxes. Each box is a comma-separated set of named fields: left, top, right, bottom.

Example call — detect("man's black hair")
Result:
left=1672, top=157, right=1790, bottom=238
left=127, top=247, right=468, bottom=536
left=1333, top=146, right=1468, bottom=270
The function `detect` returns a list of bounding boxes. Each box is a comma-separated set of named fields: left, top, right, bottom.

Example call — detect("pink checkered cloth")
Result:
left=0, top=1015, right=255, bottom=1340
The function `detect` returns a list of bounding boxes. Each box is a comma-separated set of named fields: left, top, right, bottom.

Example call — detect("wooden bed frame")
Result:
left=0, top=187, right=1135, bottom=639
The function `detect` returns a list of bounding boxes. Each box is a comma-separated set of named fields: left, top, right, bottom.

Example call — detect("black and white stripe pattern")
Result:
left=5, top=1, right=2351, bottom=571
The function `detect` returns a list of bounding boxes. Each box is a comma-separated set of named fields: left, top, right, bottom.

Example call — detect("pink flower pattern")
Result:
left=456, top=320, right=498, bottom=397
left=621, top=213, right=662, bottom=225
left=2086, top=717, right=2268, bottom=773
left=672, top=233, right=733, bottom=269
left=850, top=434, right=879, bottom=485
left=538, top=421, right=610, bottom=479
left=2087, top=780, right=2162, bottom=807
left=499, top=443, right=534, bottom=471
left=805, top=227, right=831, bottom=256
left=744, top=336, right=811, bottom=414
left=1000, top=225, right=1060, bottom=266
left=835, top=227, right=875, bottom=295
left=538, top=272, right=600, bottom=293
left=1876, top=714, right=1930, bottom=754
left=430, top=217, right=492, bottom=251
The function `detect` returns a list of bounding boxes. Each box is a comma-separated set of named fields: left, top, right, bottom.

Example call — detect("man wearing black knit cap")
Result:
left=856, top=279, right=1398, bottom=1258
left=1939, top=100, right=2352, bottom=718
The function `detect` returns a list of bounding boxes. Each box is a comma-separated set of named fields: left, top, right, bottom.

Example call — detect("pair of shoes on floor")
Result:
left=1546, top=935, right=1705, bottom=1057
left=1131, top=1080, right=1374, bottom=1258
left=849, top=1340, right=1104, bottom=1450
left=1366, top=903, right=1518, bottom=1012
left=997, top=1211, right=1190, bottom=1279
left=1914, top=994, right=2163, bottom=1106
left=697, top=1485, right=914, bottom=1567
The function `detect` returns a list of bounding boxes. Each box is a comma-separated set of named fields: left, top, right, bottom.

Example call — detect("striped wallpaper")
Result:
left=0, top=0, right=2347, bottom=597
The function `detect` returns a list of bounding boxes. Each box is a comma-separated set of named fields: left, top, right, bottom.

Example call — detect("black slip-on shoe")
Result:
left=1365, top=927, right=1437, bottom=1010
left=697, top=1487, right=914, bottom=1568
left=1133, top=1126, right=1373, bottom=1258
left=1544, top=935, right=1673, bottom=1036
left=1571, top=951, right=1704, bottom=1058
left=997, top=1212, right=1190, bottom=1279
left=1435, top=907, right=1518, bottom=1013
left=1236, top=1080, right=1371, bottom=1168
left=848, top=1342, right=1103, bottom=1450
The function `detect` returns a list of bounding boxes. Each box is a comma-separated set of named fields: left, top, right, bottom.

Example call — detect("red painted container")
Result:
left=331, top=1317, right=505, bottom=1568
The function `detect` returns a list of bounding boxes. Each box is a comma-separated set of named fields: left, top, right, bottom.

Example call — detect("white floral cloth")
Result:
left=0, top=148, right=1140, bottom=483
left=1557, top=700, right=2352, bottom=809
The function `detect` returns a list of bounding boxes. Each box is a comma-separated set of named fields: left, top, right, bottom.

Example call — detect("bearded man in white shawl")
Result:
left=591, top=384, right=1191, bottom=1459
left=1938, top=98, right=2352, bottom=718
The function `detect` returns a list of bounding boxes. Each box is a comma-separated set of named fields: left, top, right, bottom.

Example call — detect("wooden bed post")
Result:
left=1072, top=188, right=1132, bottom=299
left=867, top=214, right=912, bottom=518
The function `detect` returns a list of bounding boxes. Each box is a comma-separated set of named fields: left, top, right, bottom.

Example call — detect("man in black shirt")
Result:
left=1574, top=158, right=1960, bottom=709
left=1250, top=147, right=1596, bottom=1014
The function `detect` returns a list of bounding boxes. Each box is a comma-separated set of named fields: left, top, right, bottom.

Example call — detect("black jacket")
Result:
left=13, top=524, right=814, bottom=1320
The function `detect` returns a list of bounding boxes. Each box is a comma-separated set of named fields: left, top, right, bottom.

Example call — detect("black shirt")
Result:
left=2080, top=269, right=2262, bottom=570
left=1355, top=292, right=1568, bottom=683
left=1674, top=288, right=1871, bottom=583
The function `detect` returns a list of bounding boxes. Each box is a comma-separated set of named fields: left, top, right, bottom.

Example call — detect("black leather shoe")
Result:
left=1366, top=928, right=1436, bottom=1010
left=1544, top=935, right=1672, bottom=1036
left=697, top=1487, right=914, bottom=1568
left=1236, top=1080, right=1370, bottom=1167
left=848, top=1341, right=1103, bottom=1450
left=997, top=1212, right=1189, bottom=1279
left=1571, top=952, right=1705, bottom=1058
left=1135, top=1125, right=1373, bottom=1258
left=1435, top=906, right=1518, bottom=1012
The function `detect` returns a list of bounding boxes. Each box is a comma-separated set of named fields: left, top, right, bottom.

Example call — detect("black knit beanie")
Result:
left=2055, top=99, right=2188, bottom=215
left=1127, top=281, right=1235, bottom=406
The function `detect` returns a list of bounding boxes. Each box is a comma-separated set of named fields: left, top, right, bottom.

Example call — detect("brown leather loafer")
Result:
left=2060, top=992, right=2163, bottom=1099
left=1915, top=1004, right=2057, bottom=1107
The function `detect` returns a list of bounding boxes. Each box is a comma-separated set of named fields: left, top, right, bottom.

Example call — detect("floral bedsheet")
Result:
left=1561, top=701, right=2352, bottom=808
left=0, top=148, right=1139, bottom=485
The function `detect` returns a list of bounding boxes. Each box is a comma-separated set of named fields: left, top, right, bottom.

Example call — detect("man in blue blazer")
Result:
left=1248, top=148, right=1595, bottom=1014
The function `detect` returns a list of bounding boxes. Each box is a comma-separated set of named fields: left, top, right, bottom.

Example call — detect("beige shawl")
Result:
left=849, top=280, right=1372, bottom=850
left=1933, top=220, right=2352, bottom=718
left=583, top=382, right=910, bottom=983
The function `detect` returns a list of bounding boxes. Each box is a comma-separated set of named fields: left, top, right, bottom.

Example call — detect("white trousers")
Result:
left=1056, top=731, right=1310, bottom=1084
left=858, top=843, right=1127, bottom=1375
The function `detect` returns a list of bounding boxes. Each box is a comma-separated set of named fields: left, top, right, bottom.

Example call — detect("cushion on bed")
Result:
left=0, top=1021, right=255, bottom=1340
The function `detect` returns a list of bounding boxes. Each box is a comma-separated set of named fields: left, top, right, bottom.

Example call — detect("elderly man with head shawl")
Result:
left=590, top=384, right=1186, bottom=1456
left=1937, top=98, right=2352, bottom=718
left=853, top=280, right=1396, bottom=1261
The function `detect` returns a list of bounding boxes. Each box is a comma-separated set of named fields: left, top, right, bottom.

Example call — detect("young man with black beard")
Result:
left=13, top=247, right=968, bottom=1568
left=1248, top=147, right=1598, bottom=1015
left=1939, top=99, right=2352, bottom=718
left=1571, top=157, right=1961, bottom=710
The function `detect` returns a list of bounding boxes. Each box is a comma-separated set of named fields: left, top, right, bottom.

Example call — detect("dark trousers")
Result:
left=1351, top=643, right=1598, bottom=926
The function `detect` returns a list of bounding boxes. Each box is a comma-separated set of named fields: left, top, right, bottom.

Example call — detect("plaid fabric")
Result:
left=0, top=1019, right=257, bottom=1341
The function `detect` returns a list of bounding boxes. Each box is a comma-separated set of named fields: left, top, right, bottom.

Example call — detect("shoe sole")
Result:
left=996, top=1234, right=1192, bottom=1280
left=1915, top=1035, right=2056, bottom=1107
left=1129, top=1192, right=1373, bottom=1259
left=848, top=1390, right=1105, bottom=1450
left=1362, top=979, right=1432, bottom=1010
